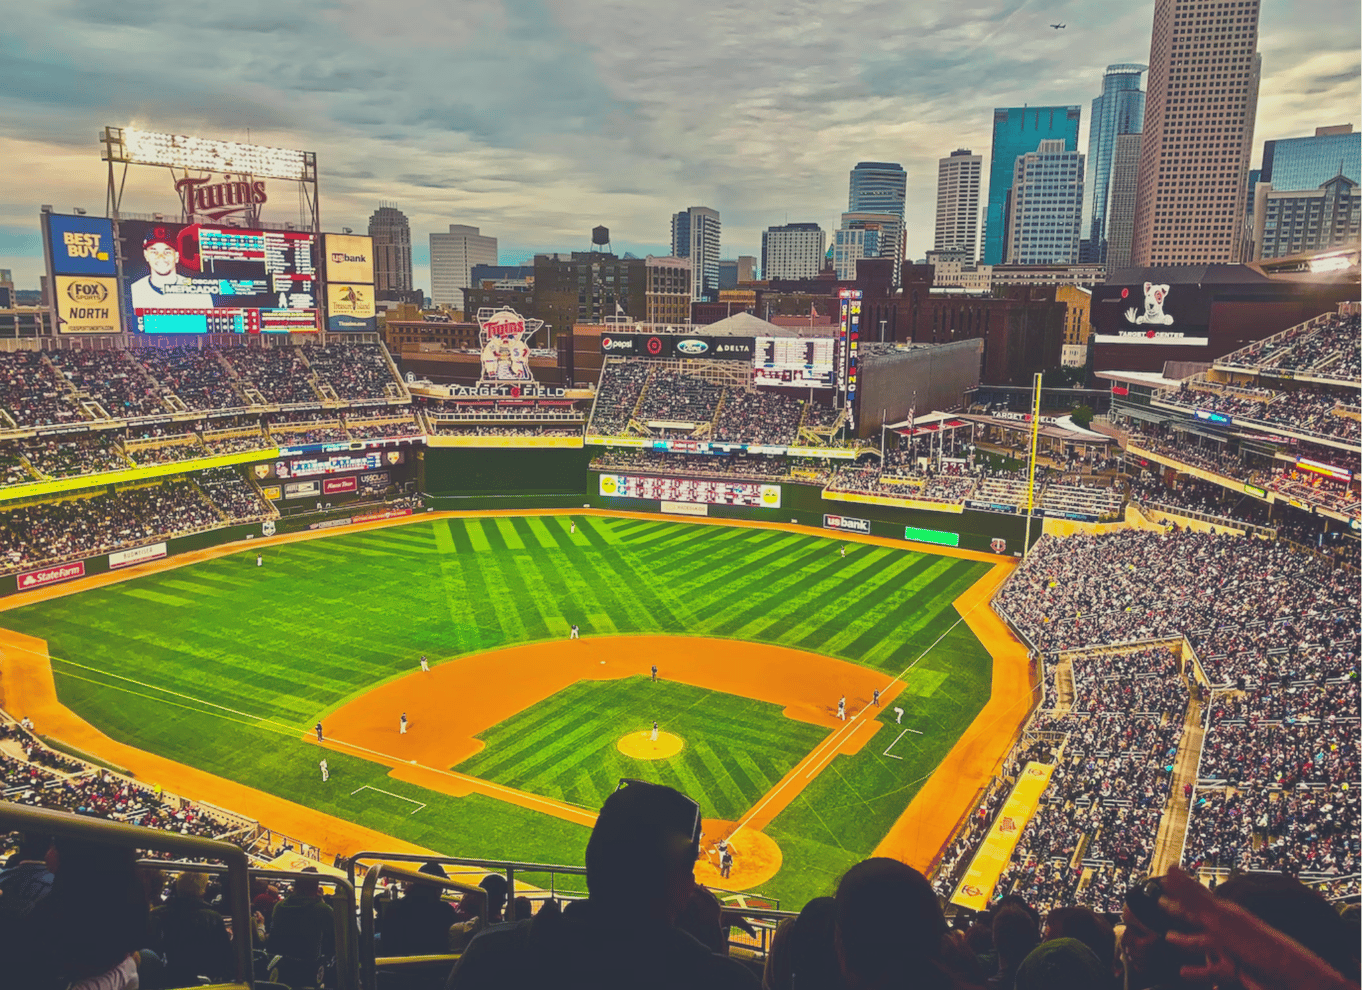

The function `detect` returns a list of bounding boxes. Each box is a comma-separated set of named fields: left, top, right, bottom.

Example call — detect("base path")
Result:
left=872, top=561, right=1033, bottom=872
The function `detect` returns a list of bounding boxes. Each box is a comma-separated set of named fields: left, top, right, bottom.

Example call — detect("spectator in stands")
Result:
left=149, top=869, right=233, bottom=986
left=20, top=836, right=150, bottom=990
left=833, top=857, right=980, bottom=990
left=251, top=877, right=282, bottom=930
left=266, top=868, right=335, bottom=988
left=448, top=780, right=757, bottom=989
left=769, top=895, right=840, bottom=990
left=1013, top=938, right=1106, bottom=990
left=0, top=831, right=53, bottom=921
left=1041, top=906, right=1115, bottom=978
left=988, top=905, right=1038, bottom=989
left=381, top=861, right=457, bottom=957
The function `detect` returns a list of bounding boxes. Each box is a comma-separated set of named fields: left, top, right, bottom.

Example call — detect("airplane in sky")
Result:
left=1050, top=23, right=1066, bottom=29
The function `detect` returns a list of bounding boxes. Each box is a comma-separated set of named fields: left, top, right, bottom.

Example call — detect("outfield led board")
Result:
left=753, top=336, right=835, bottom=388
left=599, top=473, right=780, bottom=508
left=119, top=220, right=318, bottom=333
left=903, top=525, right=960, bottom=547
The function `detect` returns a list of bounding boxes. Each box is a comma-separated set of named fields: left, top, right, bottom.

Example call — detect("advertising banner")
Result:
left=323, top=233, right=374, bottom=284
left=55, top=275, right=123, bottom=334
left=597, top=333, right=754, bottom=360
left=322, top=476, right=358, bottom=495
left=262, top=485, right=282, bottom=501
left=17, top=561, right=86, bottom=591
left=753, top=336, right=836, bottom=389
left=661, top=501, right=709, bottom=516
left=1092, top=281, right=1213, bottom=343
left=254, top=449, right=404, bottom=482
left=599, top=473, right=780, bottom=508
left=45, top=214, right=118, bottom=276
left=326, top=283, right=377, bottom=332
left=284, top=480, right=321, bottom=499
left=903, top=525, right=960, bottom=547
left=823, top=513, right=872, bottom=535
left=951, top=762, right=1055, bottom=911
left=477, top=307, right=544, bottom=382
left=109, top=542, right=168, bottom=569
left=118, top=219, right=318, bottom=334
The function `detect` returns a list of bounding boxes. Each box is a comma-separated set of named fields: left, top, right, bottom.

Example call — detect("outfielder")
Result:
left=840, top=546, right=846, bottom=558
left=320, top=759, right=329, bottom=782
left=400, top=712, right=408, bottom=735
left=893, top=706, right=904, bottom=725
left=420, top=655, right=430, bottom=673
left=570, top=520, right=576, bottom=534
left=256, top=553, right=263, bottom=567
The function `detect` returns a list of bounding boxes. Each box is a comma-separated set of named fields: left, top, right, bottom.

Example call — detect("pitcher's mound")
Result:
left=617, top=730, right=684, bottom=760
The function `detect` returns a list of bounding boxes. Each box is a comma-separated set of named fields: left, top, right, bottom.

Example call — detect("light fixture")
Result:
left=103, top=126, right=312, bottom=181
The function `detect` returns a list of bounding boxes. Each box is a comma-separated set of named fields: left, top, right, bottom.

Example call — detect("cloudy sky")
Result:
left=1, top=0, right=1358, bottom=291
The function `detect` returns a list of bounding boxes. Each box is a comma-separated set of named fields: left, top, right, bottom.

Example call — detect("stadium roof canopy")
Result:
left=704, top=312, right=804, bottom=338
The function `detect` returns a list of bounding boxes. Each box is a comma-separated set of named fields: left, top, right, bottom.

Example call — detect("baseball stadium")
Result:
left=0, top=135, right=1358, bottom=990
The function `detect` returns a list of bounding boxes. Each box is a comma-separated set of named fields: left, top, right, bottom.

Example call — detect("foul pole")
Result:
left=1022, top=371, right=1043, bottom=556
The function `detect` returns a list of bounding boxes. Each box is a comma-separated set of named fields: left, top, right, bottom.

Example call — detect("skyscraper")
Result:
left=834, top=213, right=902, bottom=280
left=1260, top=125, right=1360, bottom=191
left=1105, top=133, right=1144, bottom=271
left=670, top=206, right=721, bottom=301
left=848, top=162, right=907, bottom=217
left=368, top=205, right=413, bottom=294
left=983, top=106, right=1082, bottom=265
left=1004, top=141, right=1085, bottom=265
left=934, top=149, right=983, bottom=261
left=1131, top=0, right=1262, bottom=266
left=429, top=224, right=498, bottom=310
left=1083, top=64, right=1147, bottom=263
left=762, top=223, right=826, bottom=280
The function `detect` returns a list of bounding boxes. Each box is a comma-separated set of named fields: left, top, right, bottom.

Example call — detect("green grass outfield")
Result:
left=2, top=514, right=994, bottom=908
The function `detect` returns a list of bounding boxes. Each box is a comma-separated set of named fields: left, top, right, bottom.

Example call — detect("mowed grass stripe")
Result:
left=757, top=551, right=930, bottom=647
left=813, top=556, right=959, bottom=656
left=648, top=527, right=791, bottom=575
left=665, top=532, right=819, bottom=593
left=702, top=544, right=877, bottom=636
left=430, top=522, right=488, bottom=653
left=792, top=553, right=942, bottom=652
left=840, top=559, right=980, bottom=663
left=678, top=540, right=829, bottom=623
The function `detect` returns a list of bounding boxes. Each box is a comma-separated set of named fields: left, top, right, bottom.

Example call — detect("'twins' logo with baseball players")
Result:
left=476, top=307, right=544, bottom=383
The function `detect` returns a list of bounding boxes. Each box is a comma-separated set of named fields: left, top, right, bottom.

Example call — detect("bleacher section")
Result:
left=1215, top=308, right=1362, bottom=386
left=1039, top=483, right=1123, bottom=520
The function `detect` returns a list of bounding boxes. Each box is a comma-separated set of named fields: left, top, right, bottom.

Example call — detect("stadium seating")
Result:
left=1217, top=309, right=1362, bottom=385
left=0, top=351, right=85, bottom=428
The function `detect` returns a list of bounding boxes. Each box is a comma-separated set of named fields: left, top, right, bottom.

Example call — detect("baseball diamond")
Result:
left=0, top=510, right=1020, bottom=909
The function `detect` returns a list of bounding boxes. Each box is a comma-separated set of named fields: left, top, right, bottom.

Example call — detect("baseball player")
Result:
left=840, top=546, right=846, bottom=558
left=893, top=706, right=904, bottom=725
left=650, top=720, right=659, bottom=743
left=420, top=655, right=430, bottom=673
left=256, top=553, right=263, bottom=567
left=570, top=520, right=576, bottom=534
left=320, top=759, right=329, bottom=782
left=651, top=664, right=658, bottom=683
left=837, top=696, right=846, bottom=721
left=400, top=712, right=408, bottom=735
left=129, top=227, right=215, bottom=311
left=315, top=722, right=324, bottom=742
left=720, top=845, right=733, bottom=879
left=873, top=688, right=881, bottom=707
left=570, top=624, right=579, bottom=640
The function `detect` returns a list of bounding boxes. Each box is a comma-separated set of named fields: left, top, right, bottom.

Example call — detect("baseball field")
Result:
left=0, top=512, right=1023, bottom=908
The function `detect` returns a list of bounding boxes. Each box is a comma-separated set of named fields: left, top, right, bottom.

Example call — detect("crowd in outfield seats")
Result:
left=0, top=352, right=83, bottom=428
left=134, top=347, right=247, bottom=412
left=22, top=437, right=127, bottom=480
left=589, top=361, right=652, bottom=434
left=345, top=417, right=422, bottom=440
left=45, top=349, right=165, bottom=419
left=219, top=345, right=317, bottom=405
left=197, top=468, right=271, bottom=521
left=1161, top=380, right=1361, bottom=444
left=300, top=343, right=396, bottom=400
left=636, top=369, right=724, bottom=424
left=1222, top=311, right=1362, bottom=383
left=710, top=390, right=803, bottom=445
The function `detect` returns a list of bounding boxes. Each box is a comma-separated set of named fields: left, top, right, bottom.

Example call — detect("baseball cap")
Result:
left=143, top=227, right=177, bottom=251
left=1014, top=938, right=1105, bottom=990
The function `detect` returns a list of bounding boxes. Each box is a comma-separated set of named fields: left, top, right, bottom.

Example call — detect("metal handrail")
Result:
left=141, top=859, right=359, bottom=990
left=345, top=850, right=588, bottom=905
left=357, top=860, right=489, bottom=990
left=0, top=802, right=253, bottom=988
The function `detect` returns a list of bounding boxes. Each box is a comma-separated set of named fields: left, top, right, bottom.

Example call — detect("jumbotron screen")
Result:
left=119, top=220, right=318, bottom=334
left=753, top=336, right=835, bottom=388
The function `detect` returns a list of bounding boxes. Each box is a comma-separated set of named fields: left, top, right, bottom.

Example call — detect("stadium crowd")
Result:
left=0, top=352, right=84, bottom=429
left=1159, top=380, right=1361, bottom=444
left=300, top=343, right=397, bottom=400
left=45, top=349, right=165, bottom=420
left=219, top=345, right=318, bottom=405
left=710, top=390, right=804, bottom=445
left=1221, top=310, right=1361, bottom=383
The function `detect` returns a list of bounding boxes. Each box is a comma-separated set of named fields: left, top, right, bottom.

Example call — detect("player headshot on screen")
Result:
left=129, top=228, right=215, bottom=310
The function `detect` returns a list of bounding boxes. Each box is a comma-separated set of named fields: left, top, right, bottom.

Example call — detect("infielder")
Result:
left=893, top=706, right=904, bottom=725
left=651, top=664, right=658, bottom=683
left=320, top=759, right=329, bottom=782
left=420, top=655, right=430, bottom=673
left=650, top=720, right=659, bottom=743
left=720, top=846, right=733, bottom=879
left=315, top=722, right=324, bottom=742
left=873, top=688, right=880, bottom=707
left=570, top=624, right=579, bottom=639
left=837, top=696, right=846, bottom=721
left=400, top=712, right=408, bottom=735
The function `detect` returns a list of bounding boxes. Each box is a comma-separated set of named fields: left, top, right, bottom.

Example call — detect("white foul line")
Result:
left=882, top=727, right=923, bottom=760
left=349, top=784, right=427, bottom=815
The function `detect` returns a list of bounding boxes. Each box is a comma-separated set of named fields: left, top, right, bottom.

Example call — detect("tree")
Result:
left=1070, top=404, right=1095, bottom=429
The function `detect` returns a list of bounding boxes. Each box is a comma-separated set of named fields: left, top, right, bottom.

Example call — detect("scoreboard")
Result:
left=753, top=336, right=835, bottom=388
left=598, top=473, right=781, bottom=508
left=119, top=219, right=318, bottom=333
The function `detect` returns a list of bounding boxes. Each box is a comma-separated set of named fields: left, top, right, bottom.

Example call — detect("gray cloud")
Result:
left=0, top=0, right=1358, bottom=290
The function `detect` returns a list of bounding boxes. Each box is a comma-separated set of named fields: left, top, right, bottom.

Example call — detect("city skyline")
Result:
left=0, top=0, right=1356, bottom=291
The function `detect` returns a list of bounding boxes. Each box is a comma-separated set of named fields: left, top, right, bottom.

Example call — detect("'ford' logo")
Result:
left=677, top=339, right=708, bottom=355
